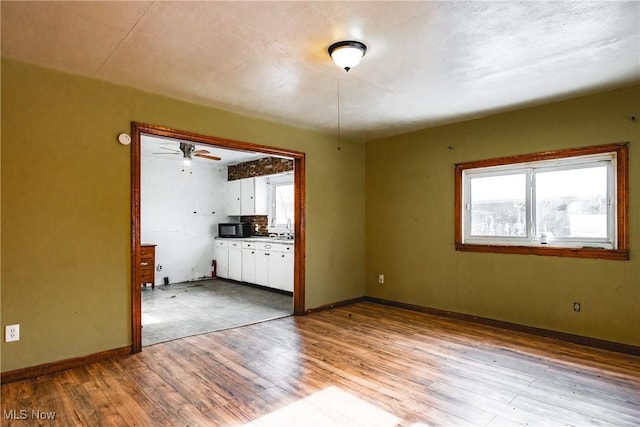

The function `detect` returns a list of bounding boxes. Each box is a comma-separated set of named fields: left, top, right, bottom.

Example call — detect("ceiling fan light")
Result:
left=328, top=40, right=367, bottom=72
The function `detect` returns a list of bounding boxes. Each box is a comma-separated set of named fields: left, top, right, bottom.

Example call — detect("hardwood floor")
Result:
left=2, top=302, right=639, bottom=426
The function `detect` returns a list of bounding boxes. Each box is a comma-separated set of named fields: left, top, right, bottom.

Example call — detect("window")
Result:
left=455, top=143, right=629, bottom=260
left=268, top=174, right=294, bottom=233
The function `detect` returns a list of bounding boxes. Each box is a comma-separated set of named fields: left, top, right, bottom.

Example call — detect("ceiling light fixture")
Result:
left=328, top=40, right=367, bottom=72
left=180, top=142, right=194, bottom=166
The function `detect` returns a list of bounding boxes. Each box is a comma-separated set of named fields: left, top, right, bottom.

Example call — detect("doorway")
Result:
left=130, top=122, right=306, bottom=353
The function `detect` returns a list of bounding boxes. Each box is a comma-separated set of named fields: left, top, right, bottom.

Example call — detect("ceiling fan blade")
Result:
left=195, top=154, right=221, bottom=161
left=193, top=149, right=210, bottom=154
left=151, top=152, right=179, bottom=155
left=158, top=147, right=180, bottom=153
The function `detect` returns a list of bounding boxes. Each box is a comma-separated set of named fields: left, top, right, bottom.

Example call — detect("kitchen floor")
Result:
left=141, top=279, right=293, bottom=346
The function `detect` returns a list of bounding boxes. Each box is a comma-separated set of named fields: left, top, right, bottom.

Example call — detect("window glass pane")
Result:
left=470, top=174, right=526, bottom=236
left=274, top=184, right=294, bottom=227
left=535, top=166, right=607, bottom=238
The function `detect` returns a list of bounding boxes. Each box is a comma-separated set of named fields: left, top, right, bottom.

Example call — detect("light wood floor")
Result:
left=2, top=302, right=639, bottom=426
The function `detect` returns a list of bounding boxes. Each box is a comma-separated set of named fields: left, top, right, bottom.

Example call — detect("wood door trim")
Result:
left=130, top=122, right=306, bottom=353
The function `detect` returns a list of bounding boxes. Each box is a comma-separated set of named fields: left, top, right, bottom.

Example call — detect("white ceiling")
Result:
left=2, top=1, right=639, bottom=141
left=141, top=134, right=271, bottom=166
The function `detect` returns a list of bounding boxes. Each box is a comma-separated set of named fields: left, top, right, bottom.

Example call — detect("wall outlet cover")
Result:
left=5, top=324, right=20, bottom=342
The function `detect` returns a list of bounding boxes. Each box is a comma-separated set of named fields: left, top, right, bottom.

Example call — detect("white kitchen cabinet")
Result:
left=269, top=251, right=294, bottom=292
left=215, top=238, right=293, bottom=292
left=228, top=240, right=242, bottom=281
left=227, top=177, right=269, bottom=216
left=227, top=179, right=242, bottom=215
left=255, top=249, right=270, bottom=287
left=214, top=240, right=229, bottom=279
left=241, top=241, right=256, bottom=283
left=253, top=176, right=269, bottom=215
left=253, top=242, right=293, bottom=291
left=240, top=178, right=255, bottom=215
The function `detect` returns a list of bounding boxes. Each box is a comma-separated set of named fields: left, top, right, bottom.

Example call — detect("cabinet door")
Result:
left=281, top=251, right=294, bottom=292
left=242, top=249, right=256, bottom=283
left=240, top=178, right=255, bottom=215
left=227, top=180, right=241, bottom=215
left=228, top=248, right=242, bottom=281
left=269, top=251, right=294, bottom=291
left=214, top=246, right=229, bottom=278
left=254, top=176, right=269, bottom=215
left=255, top=250, right=270, bottom=286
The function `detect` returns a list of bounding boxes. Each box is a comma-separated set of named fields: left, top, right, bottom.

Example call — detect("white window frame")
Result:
left=462, top=154, right=616, bottom=249
left=454, top=143, right=629, bottom=260
left=267, top=173, right=294, bottom=234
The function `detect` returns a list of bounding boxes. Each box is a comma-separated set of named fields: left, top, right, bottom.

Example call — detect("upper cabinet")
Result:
left=227, top=179, right=241, bottom=215
left=254, top=176, right=269, bottom=215
left=227, top=177, right=268, bottom=216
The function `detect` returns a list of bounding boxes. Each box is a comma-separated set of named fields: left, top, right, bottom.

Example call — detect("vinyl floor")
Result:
left=2, top=302, right=638, bottom=426
left=141, top=279, right=293, bottom=346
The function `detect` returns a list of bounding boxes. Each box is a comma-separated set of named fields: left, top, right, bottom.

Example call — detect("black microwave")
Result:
left=218, top=222, right=251, bottom=238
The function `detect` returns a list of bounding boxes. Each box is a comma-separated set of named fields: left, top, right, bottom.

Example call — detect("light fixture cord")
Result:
left=337, top=70, right=341, bottom=151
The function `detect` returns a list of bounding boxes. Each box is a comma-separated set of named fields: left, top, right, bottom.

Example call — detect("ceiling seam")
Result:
left=96, top=1, right=156, bottom=76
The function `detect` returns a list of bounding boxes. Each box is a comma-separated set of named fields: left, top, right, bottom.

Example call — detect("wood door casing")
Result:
left=130, top=122, right=306, bottom=353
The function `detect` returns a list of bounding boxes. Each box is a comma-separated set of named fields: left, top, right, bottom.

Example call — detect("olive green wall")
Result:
left=2, top=58, right=637, bottom=374
left=0, top=59, right=366, bottom=372
left=366, top=85, right=639, bottom=346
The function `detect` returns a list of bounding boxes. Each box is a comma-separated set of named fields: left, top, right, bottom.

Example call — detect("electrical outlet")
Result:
left=5, top=324, right=20, bottom=342
left=378, top=274, right=385, bottom=284
left=573, top=302, right=581, bottom=312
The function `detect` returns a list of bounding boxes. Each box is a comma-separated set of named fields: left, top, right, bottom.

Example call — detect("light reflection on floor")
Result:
left=243, top=386, right=402, bottom=427
left=141, top=313, right=162, bottom=325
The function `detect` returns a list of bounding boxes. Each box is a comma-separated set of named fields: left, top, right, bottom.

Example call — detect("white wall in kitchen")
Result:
left=141, top=155, right=230, bottom=285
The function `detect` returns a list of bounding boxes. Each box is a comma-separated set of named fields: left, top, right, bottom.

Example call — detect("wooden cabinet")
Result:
left=140, top=244, right=156, bottom=289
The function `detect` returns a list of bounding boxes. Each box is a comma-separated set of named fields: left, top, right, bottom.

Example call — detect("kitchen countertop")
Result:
left=215, top=236, right=294, bottom=244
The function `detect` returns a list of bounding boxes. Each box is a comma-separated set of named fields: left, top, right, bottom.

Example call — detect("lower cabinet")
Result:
left=214, top=240, right=229, bottom=278
left=270, top=251, right=294, bottom=292
left=140, top=244, right=157, bottom=289
left=241, top=241, right=256, bottom=283
left=216, top=239, right=243, bottom=280
left=255, top=249, right=270, bottom=287
left=215, top=239, right=293, bottom=292
left=254, top=242, right=294, bottom=292
left=228, top=240, right=242, bottom=281
left=228, top=248, right=242, bottom=281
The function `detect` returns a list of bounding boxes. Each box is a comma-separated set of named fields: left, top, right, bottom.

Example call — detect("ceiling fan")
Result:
left=153, top=142, right=221, bottom=162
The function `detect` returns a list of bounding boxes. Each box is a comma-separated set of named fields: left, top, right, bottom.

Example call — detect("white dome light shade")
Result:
left=328, top=41, right=367, bottom=72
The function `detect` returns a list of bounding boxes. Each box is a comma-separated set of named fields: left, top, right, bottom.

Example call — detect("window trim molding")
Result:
left=268, top=173, right=295, bottom=232
left=454, top=143, right=629, bottom=260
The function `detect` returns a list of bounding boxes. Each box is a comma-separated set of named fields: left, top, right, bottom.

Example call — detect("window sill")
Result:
left=455, top=243, right=629, bottom=260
